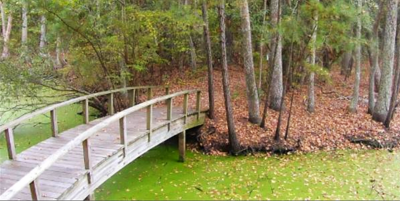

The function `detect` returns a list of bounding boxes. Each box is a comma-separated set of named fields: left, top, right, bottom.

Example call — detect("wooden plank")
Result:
left=82, top=99, right=89, bottom=124
left=50, top=109, right=58, bottom=137
left=5, top=128, right=16, bottom=160
left=29, top=180, right=40, bottom=200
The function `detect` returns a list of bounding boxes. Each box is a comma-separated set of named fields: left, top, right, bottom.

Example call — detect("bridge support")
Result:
left=179, top=130, right=186, bottom=162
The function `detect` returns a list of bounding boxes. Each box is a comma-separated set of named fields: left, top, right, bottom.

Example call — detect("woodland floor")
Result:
left=163, top=64, right=400, bottom=155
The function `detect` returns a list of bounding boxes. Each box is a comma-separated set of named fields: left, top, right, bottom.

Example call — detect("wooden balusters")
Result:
left=29, top=180, right=40, bottom=200
left=147, top=104, right=153, bottom=142
left=82, top=139, right=92, bottom=184
left=196, top=91, right=201, bottom=120
left=108, top=93, right=114, bottom=115
left=82, top=99, right=89, bottom=124
left=128, top=89, right=136, bottom=107
left=119, top=117, right=128, bottom=157
left=147, top=88, right=153, bottom=100
left=183, top=93, right=188, bottom=124
left=4, top=128, right=16, bottom=159
left=50, top=110, right=58, bottom=137
left=167, top=98, right=173, bottom=131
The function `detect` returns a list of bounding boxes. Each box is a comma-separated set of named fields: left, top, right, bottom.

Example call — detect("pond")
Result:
left=0, top=92, right=399, bottom=200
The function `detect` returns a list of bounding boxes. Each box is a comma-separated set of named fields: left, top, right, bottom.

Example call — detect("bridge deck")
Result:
left=0, top=105, right=201, bottom=200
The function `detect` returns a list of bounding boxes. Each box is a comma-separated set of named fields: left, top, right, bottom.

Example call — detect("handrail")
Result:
left=0, top=89, right=201, bottom=200
left=0, top=86, right=169, bottom=160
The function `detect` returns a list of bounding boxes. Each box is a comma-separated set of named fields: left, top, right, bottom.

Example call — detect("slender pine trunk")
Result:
left=307, top=0, right=319, bottom=113
left=201, top=0, right=215, bottom=119
left=269, top=0, right=283, bottom=111
left=219, top=0, right=240, bottom=155
left=349, top=0, right=362, bottom=113
left=240, top=0, right=261, bottom=124
left=258, top=0, right=267, bottom=89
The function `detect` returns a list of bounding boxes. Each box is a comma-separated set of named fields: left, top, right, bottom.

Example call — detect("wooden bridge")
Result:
left=0, top=87, right=207, bottom=200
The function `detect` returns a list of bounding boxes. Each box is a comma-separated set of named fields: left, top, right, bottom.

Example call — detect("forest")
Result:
left=0, top=0, right=400, bottom=200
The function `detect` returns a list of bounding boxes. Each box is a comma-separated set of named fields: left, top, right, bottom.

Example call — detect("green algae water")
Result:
left=95, top=146, right=400, bottom=200
left=1, top=91, right=399, bottom=200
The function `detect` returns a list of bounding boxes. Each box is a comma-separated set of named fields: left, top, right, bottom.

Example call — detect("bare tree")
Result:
left=373, top=0, right=398, bottom=122
left=201, top=0, right=215, bottom=119
left=239, top=0, right=261, bottom=123
left=219, top=0, right=240, bottom=154
left=349, top=0, right=362, bottom=113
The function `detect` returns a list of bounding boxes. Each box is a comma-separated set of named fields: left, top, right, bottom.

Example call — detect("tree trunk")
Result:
left=384, top=23, right=400, bottom=128
left=258, top=0, right=267, bottom=89
left=219, top=0, right=240, bottom=155
left=1, top=1, right=5, bottom=37
left=201, top=0, right=215, bottom=119
left=373, top=0, right=398, bottom=122
left=269, top=0, right=283, bottom=111
left=240, top=0, right=261, bottom=124
left=367, top=0, right=384, bottom=114
left=307, top=0, right=318, bottom=113
left=341, top=51, right=352, bottom=76
left=1, top=13, right=12, bottom=59
left=349, top=0, right=362, bottom=113
left=184, top=0, right=197, bottom=71
left=21, top=0, right=28, bottom=45
left=39, top=15, right=47, bottom=52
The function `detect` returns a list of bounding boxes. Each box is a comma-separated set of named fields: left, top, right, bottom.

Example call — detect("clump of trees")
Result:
left=0, top=0, right=399, bottom=154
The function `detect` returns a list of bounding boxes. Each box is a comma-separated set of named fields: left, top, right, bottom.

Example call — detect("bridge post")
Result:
left=165, top=87, right=170, bottom=95
left=147, top=104, right=153, bottom=142
left=196, top=91, right=201, bottom=120
left=183, top=93, right=188, bottom=124
left=108, top=93, right=114, bottom=115
left=29, top=179, right=40, bottom=200
left=147, top=88, right=153, bottom=100
left=179, top=130, right=186, bottom=162
left=4, top=128, right=16, bottom=159
left=167, top=98, right=173, bottom=131
left=128, top=89, right=136, bottom=107
left=50, top=109, right=58, bottom=137
left=82, top=139, right=92, bottom=184
left=119, top=117, right=128, bottom=157
left=82, top=99, right=90, bottom=124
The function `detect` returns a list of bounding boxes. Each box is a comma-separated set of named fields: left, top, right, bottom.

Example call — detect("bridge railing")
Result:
left=0, top=86, right=169, bottom=160
left=0, top=89, right=202, bottom=200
